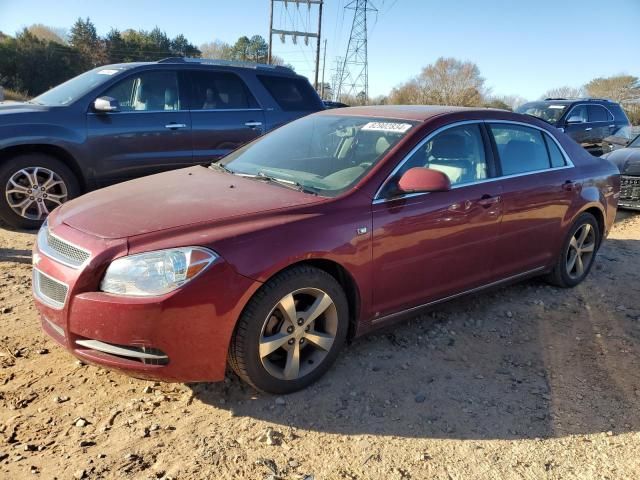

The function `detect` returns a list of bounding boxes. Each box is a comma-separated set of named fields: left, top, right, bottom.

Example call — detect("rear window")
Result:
left=258, top=75, right=322, bottom=111
left=608, top=103, right=630, bottom=123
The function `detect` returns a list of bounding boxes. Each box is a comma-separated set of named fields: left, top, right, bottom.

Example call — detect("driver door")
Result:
left=86, top=69, right=193, bottom=185
left=371, top=123, right=503, bottom=318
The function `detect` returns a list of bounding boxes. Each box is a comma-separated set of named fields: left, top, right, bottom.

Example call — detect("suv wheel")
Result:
left=229, top=266, right=348, bottom=394
left=0, top=154, right=80, bottom=229
left=546, top=212, right=600, bottom=288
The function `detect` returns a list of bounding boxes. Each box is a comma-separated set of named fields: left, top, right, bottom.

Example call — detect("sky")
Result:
left=1, top=0, right=639, bottom=100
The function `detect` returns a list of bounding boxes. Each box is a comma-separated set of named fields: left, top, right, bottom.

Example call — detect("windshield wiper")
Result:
left=234, top=171, right=318, bottom=195
left=208, top=162, right=233, bottom=174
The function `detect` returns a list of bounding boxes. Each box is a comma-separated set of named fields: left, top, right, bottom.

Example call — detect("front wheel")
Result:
left=546, top=212, right=600, bottom=288
left=0, top=154, right=80, bottom=229
left=229, top=266, right=349, bottom=394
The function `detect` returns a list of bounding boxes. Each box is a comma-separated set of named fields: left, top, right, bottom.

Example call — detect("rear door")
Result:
left=256, top=74, right=324, bottom=129
left=86, top=69, right=193, bottom=184
left=188, top=69, right=266, bottom=163
left=587, top=104, right=613, bottom=145
left=487, top=122, right=577, bottom=278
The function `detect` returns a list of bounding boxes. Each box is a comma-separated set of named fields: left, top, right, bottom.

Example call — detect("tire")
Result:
left=229, top=265, right=349, bottom=394
left=0, top=153, right=80, bottom=229
left=546, top=212, right=600, bottom=288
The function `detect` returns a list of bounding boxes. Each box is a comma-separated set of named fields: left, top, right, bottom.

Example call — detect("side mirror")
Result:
left=93, top=96, right=119, bottom=113
left=398, top=167, right=451, bottom=194
left=566, top=115, right=584, bottom=124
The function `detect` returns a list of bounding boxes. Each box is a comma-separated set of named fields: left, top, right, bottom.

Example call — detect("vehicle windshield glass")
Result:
left=516, top=102, right=568, bottom=124
left=221, top=115, right=417, bottom=197
left=32, top=67, right=126, bottom=106
left=630, top=134, right=640, bottom=148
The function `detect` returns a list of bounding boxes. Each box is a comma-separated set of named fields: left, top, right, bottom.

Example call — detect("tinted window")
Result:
left=103, top=71, right=180, bottom=111
left=588, top=105, right=608, bottom=122
left=395, top=124, right=488, bottom=187
left=544, top=134, right=566, bottom=168
left=191, top=71, right=258, bottom=110
left=489, top=124, right=550, bottom=175
left=566, top=105, right=588, bottom=123
left=258, top=75, right=322, bottom=111
left=608, top=104, right=629, bottom=122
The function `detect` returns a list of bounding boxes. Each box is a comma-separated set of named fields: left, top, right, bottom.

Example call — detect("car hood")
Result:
left=0, top=102, right=50, bottom=114
left=53, top=166, right=325, bottom=239
left=602, top=148, right=640, bottom=175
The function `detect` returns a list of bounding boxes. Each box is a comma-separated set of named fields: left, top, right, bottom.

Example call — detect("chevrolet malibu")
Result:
left=32, top=106, right=620, bottom=394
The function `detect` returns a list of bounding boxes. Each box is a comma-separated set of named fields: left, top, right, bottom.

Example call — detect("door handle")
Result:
left=165, top=123, right=187, bottom=129
left=584, top=127, right=592, bottom=131
left=477, top=194, right=501, bottom=208
left=244, top=121, right=263, bottom=128
left=609, top=125, right=616, bottom=128
left=562, top=180, right=575, bottom=191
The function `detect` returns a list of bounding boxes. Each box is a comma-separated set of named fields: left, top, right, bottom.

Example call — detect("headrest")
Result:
left=431, top=134, right=469, bottom=158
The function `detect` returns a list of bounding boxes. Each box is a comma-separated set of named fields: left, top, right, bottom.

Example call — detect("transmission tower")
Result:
left=335, top=0, right=377, bottom=104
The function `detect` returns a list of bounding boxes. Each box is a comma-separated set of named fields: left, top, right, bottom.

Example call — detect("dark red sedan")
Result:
left=32, top=106, right=620, bottom=393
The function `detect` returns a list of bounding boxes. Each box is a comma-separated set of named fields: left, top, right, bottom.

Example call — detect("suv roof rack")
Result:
left=156, top=57, right=294, bottom=73
left=543, top=97, right=614, bottom=103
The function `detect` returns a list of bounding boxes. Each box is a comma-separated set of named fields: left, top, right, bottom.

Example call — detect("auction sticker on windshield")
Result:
left=97, top=69, right=119, bottom=75
left=361, top=122, right=412, bottom=133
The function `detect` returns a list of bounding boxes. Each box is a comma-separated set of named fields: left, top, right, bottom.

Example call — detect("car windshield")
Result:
left=629, top=134, right=640, bottom=148
left=221, top=115, right=417, bottom=197
left=516, top=102, right=568, bottom=124
left=31, top=67, right=127, bottom=106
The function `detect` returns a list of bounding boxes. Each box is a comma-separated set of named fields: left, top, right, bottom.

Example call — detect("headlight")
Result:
left=100, top=247, right=218, bottom=296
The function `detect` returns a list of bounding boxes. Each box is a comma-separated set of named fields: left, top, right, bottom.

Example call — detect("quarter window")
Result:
left=102, top=71, right=180, bottom=112
left=190, top=71, right=258, bottom=110
left=489, top=124, right=551, bottom=175
left=544, top=134, right=566, bottom=168
left=396, top=124, right=489, bottom=187
left=588, top=105, right=608, bottom=122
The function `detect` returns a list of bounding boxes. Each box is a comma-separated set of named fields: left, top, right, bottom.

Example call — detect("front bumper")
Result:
left=619, top=175, right=640, bottom=210
left=33, top=222, right=262, bottom=383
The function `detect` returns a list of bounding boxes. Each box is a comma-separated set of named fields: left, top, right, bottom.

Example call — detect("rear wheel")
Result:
left=546, top=212, right=600, bottom=288
left=229, top=266, right=348, bottom=394
left=0, top=154, right=80, bottom=229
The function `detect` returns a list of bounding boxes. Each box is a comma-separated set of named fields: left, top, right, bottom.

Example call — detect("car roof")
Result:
left=317, top=105, right=505, bottom=122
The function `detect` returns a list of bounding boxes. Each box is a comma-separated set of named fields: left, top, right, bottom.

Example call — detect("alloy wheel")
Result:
left=5, top=167, right=68, bottom=220
left=259, top=288, right=338, bottom=381
left=566, top=223, right=596, bottom=280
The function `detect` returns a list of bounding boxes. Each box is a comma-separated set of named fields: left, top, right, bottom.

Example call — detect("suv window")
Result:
left=191, top=70, right=258, bottom=110
left=588, top=105, right=608, bottom=122
left=257, top=75, right=321, bottom=111
left=608, top=104, right=629, bottom=122
left=396, top=124, right=488, bottom=187
left=489, top=124, right=551, bottom=175
left=103, top=71, right=181, bottom=112
left=566, top=104, right=588, bottom=123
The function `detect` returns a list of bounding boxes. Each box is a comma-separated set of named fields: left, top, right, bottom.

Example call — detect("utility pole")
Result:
left=321, top=39, right=327, bottom=99
left=267, top=0, right=324, bottom=90
left=335, top=0, right=377, bottom=104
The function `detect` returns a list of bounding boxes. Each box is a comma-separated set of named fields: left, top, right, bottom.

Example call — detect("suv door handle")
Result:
left=477, top=194, right=501, bottom=208
left=584, top=127, right=592, bottom=131
left=165, top=123, right=187, bottom=129
left=244, top=121, right=263, bottom=128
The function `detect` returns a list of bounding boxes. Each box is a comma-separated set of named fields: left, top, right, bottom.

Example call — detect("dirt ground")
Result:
left=1, top=212, right=640, bottom=480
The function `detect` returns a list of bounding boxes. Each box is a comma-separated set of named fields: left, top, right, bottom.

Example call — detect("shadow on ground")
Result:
left=190, top=236, right=640, bottom=441
left=0, top=247, right=32, bottom=264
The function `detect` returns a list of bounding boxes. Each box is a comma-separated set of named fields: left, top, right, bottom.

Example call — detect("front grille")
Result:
left=33, top=269, right=68, bottom=309
left=620, top=175, right=640, bottom=208
left=38, top=224, right=91, bottom=268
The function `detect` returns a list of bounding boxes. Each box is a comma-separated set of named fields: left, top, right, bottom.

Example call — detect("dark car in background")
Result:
left=0, top=58, right=324, bottom=229
left=516, top=98, right=630, bottom=156
left=602, top=133, right=640, bottom=210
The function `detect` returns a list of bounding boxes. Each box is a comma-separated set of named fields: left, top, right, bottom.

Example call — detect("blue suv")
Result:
left=0, top=58, right=324, bottom=228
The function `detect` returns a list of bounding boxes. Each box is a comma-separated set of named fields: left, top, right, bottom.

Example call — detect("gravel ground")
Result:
left=1, top=212, right=640, bottom=480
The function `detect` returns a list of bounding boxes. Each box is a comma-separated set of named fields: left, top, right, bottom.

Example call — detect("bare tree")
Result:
left=540, top=85, right=584, bottom=99
left=388, top=57, right=487, bottom=106
left=199, top=39, right=233, bottom=60
left=27, top=24, right=67, bottom=44
left=585, top=75, right=640, bottom=103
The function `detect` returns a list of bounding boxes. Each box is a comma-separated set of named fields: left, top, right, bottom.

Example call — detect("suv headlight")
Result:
left=100, top=247, right=218, bottom=296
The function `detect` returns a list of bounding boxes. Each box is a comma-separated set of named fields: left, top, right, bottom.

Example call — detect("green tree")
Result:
left=231, top=36, right=251, bottom=61
left=170, top=34, right=200, bottom=57
left=69, top=17, right=105, bottom=68
left=247, top=35, right=268, bottom=63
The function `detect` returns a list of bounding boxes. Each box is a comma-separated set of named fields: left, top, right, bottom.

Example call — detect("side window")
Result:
left=544, top=133, right=566, bottom=168
left=102, top=71, right=180, bottom=112
left=396, top=124, right=488, bottom=187
left=489, top=124, right=550, bottom=175
left=191, top=71, right=258, bottom=110
left=588, top=105, right=608, bottom=122
left=566, top=105, right=588, bottom=123
left=257, top=75, right=322, bottom=111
